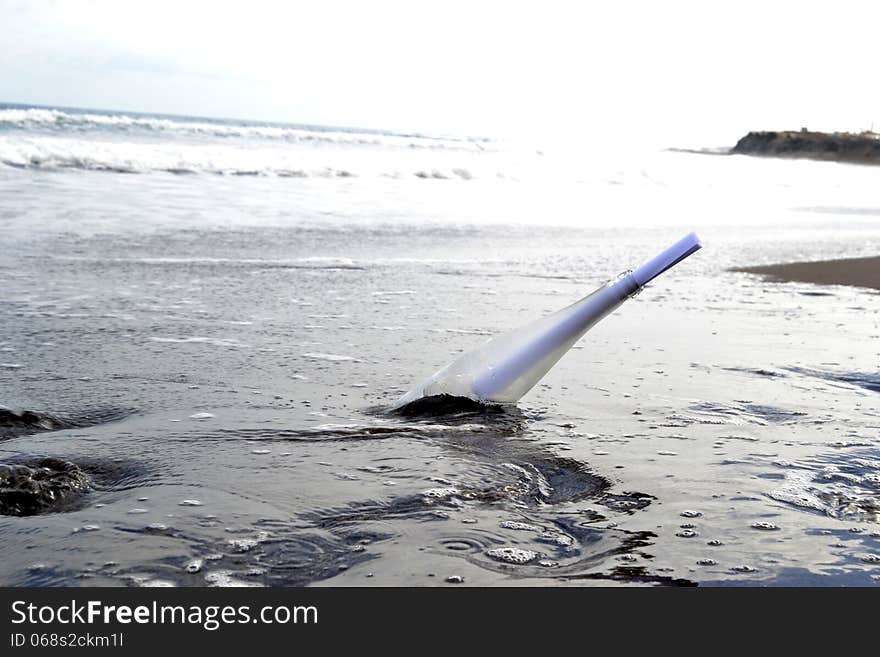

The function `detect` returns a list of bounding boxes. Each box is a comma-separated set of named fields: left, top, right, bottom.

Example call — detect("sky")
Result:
left=2, top=0, right=879, bottom=146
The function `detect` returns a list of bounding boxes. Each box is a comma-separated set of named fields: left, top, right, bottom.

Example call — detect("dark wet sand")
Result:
left=735, top=256, right=880, bottom=291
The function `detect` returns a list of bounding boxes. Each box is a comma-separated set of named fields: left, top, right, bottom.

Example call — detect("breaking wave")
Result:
left=0, top=134, right=482, bottom=179
left=0, top=106, right=487, bottom=152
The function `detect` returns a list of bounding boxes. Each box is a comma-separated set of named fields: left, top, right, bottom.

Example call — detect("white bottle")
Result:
left=393, top=232, right=702, bottom=408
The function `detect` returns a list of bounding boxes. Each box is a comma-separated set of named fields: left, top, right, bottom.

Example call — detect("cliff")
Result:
left=731, top=130, right=880, bottom=165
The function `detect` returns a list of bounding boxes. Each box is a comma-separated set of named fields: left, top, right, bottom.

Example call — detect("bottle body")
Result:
left=391, top=232, right=701, bottom=410
left=393, top=273, right=639, bottom=407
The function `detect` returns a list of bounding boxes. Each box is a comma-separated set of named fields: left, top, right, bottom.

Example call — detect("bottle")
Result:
left=392, top=232, right=702, bottom=408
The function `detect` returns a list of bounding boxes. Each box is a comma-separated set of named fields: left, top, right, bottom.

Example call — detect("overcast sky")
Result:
left=2, top=0, right=878, bottom=145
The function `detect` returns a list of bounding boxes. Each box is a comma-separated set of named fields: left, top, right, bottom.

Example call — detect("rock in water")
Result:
left=0, top=458, right=91, bottom=516
left=0, top=407, right=69, bottom=438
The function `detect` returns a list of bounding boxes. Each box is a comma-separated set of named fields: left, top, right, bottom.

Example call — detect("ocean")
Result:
left=1, top=102, right=879, bottom=586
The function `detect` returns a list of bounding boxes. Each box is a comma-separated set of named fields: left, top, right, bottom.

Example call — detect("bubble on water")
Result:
left=617, top=554, right=638, bottom=562
left=697, top=559, right=717, bottom=566
left=751, top=522, right=780, bottom=531
left=680, top=510, right=702, bottom=518
left=184, top=559, right=203, bottom=573
left=251, top=449, right=271, bottom=455
left=445, top=575, right=464, bottom=583
left=189, top=413, right=215, bottom=420
left=78, top=524, right=100, bottom=532
left=147, top=523, right=168, bottom=531
left=461, top=518, right=477, bottom=524
left=351, top=545, right=366, bottom=553
left=680, top=523, right=697, bottom=529
left=538, top=559, right=559, bottom=567
left=676, top=530, right=698, bottom=538
left=228, top=538, right=259, bottom=553
left=707, top=540, right=724, bottom=546
left=486, top=547, right=539, bottom=564
left=600, top=494, right=653, bottom=512
left=500, top=520, right=541, bottom=532
left=538, top=532, right=574, bottom=547
left=204, top=570, right=263, bottom=587
left=179, top=499, right=203, bottom=506
left=205, top=553, right=223, bottom=561
left=732, top=565, right=758, bottom=573
left=767, top=488, right=827, bottom=514
left=860, top=554, right=880, bottom=563
left=228, top=532, right=270, bottom=553
left=421, top=487, right=460, bottom=500
left=140, top=579, right=177, bottom=587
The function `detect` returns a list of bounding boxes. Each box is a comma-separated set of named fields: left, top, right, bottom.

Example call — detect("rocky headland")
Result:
left=732, top=130, right=880, bottom=164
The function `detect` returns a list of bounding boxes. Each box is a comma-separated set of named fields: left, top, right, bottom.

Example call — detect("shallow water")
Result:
left=1, top=107, right=880, bottom=586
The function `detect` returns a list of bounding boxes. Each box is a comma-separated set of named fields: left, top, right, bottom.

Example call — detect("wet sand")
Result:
left=735, top=256, right=880, bottom=291
left=3, top=161, right=880, bottom=587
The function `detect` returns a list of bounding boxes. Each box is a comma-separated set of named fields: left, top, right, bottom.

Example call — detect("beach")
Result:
left=1, top=104, right=879, bottom=587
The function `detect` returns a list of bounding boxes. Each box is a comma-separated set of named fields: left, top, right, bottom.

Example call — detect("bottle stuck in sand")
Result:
left=392, top=232, right=702, bottom=409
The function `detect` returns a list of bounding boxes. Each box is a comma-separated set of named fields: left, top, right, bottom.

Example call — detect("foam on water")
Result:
left=486, top=547, right=539, bottom=564
left=0, top=132, right=491, bottom=179
left=301, top=353, right=362, bottom=362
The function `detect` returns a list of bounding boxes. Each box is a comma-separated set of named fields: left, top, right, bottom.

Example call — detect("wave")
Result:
left=0, top=134, right=482, bottom=179
left=50, top=255, right=371, bottom=269
left=0, top=106, right=488, bottom=152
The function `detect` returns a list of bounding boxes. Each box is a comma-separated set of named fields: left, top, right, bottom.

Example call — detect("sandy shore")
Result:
left=735, top=255, right=880, bottom=291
